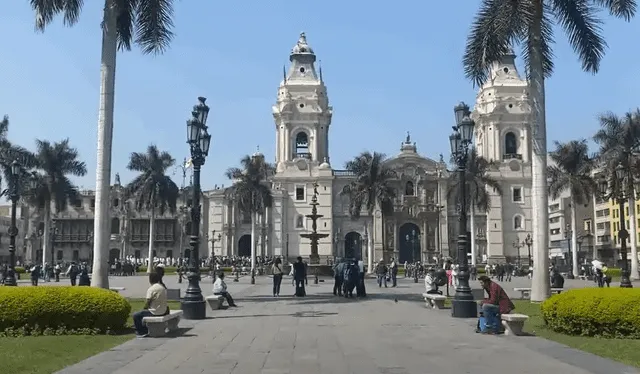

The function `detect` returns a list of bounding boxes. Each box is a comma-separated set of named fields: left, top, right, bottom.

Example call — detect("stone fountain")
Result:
left=300, top=181, right=329, bottom=264
left=300, top=181, right=330, bottom=281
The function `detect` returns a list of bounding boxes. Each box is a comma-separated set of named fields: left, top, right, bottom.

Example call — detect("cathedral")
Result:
left=8, top=33, right=532, bottom=267
left=206, top=33, right=533, bottom=266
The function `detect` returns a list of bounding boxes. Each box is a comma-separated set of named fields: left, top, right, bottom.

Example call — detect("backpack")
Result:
left=344, top=264, right=355, bottom=282
left=434, top=269, right=447, bottom=287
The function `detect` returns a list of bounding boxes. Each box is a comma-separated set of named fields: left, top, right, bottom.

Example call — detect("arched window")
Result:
left=405, top=181, right=414, bottom=196
left=505, top=132, right=517, bottom=155
left=295, top=132, right=310, bottom=159
left=513, top=215, right=524, bottom=230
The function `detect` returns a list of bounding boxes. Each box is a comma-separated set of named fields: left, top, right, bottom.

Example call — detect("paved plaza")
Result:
left=49, top=275, right=637, bottom=374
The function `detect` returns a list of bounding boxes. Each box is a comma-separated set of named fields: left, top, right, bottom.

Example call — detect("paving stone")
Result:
left=57, top=276, right=638, bottom=374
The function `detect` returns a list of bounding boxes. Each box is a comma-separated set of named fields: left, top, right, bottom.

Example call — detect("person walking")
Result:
left=272, top=258, right=284, bottom=297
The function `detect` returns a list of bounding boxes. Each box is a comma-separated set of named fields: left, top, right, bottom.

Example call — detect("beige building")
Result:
left=8, top=178, right=205, bottom=265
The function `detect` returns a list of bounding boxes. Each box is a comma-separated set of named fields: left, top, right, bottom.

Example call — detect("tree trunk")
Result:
left=250, top=211, right=256, bottom=271
left=367, top=221, right=373, bottom=273
left=528, top=2, right=551, bottom=302
left=147, top=207, right=155, bottom=273
left=470, top=205, right=477, bottom=266
left=570, top=196, right=579, bottom=277
left=381, top=212, right=387, bottom=262
left=628, top=195, right=639, bottom=279
left=91, top=0, right=118, bottom=289
left=41, top=203, right=51, bottom=265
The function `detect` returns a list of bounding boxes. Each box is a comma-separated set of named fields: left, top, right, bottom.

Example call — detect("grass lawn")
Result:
left=0, top=299, right=181, bottom=374
left=514, top=300, right=640, bottom=368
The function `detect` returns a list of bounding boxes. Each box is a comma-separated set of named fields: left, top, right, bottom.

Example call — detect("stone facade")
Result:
left=207, top=33, right=534, bottom=265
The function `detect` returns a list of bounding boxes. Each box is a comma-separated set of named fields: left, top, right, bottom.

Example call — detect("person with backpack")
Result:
left=66, top=262, right=79, bottom=286
left=342, top=260, right=357, bottom=298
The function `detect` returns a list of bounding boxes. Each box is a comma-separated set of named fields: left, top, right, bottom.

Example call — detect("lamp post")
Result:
left=563, top=224, right=574, bottom=279
left=3, top=160, right=21, bottom=286
left=50, top=220, right=59, bottom=267
left=611, top=165, right=632, bottom=288
left=181, top=97, right=212, bottom=319
left=449, top=101, right=477, bottom=318
left=524, top=234, right=533, bottom=267
left=513, top=239, right=523, bottom=267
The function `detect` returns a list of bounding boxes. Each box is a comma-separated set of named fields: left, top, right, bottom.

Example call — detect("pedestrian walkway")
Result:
left=58, top=278, right=637, bottom=374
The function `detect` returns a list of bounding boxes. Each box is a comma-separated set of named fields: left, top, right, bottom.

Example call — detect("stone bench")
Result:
left=109, top=287, right=125, bottom=293
left=422, top=293, right=446, bottom=309
left=501, top=313, right=529, bottom=336
left=142, top=310, right=183, bottom=337
left=205, top=295, right=225, bottom=310
left=513, top=287, right=563, bottom=299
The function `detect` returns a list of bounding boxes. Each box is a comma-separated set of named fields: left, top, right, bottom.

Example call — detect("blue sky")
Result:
left=0, top=1, right=637, bottom=191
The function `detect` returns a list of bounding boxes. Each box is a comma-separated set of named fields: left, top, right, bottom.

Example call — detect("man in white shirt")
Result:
left=213, top=272, right=237, bottom=307
left=133, top=272, right=168, bottom=338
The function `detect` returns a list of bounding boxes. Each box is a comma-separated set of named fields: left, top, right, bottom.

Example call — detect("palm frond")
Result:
left=225, top=154, right=274, bottom=214
left=30, top=0, right=84, bottom=30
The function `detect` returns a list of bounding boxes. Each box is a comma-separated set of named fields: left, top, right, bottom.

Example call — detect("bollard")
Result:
left=250, top=269, right=255, bottom=285
left=414, top=273, right=419, bottom=283
left=314, top=269, right=319, bottom=285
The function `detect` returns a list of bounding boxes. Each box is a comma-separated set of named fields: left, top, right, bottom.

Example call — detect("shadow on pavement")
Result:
left=210, top=311, right=338, bottom=319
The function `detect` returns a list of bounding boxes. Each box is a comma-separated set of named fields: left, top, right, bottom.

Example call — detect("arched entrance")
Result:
left=238, top=234, right=251, bottom=257
left=109, top=248, right=120, bottom=263
left=399, top=223, right=421, bottom=263
left=344, top=232, right=363, bottom=260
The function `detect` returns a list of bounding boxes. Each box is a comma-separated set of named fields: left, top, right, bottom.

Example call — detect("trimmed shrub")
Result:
left=541, top=288, right=640, bottom=338
left=0, top=286, right=131, bottom=336
left=14, top=266, right=25, bottom=274
left=138, top=266, right=230, bottom=274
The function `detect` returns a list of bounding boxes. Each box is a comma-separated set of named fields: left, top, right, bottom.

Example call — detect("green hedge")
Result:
left=14, top=266, right=25, bottom=274
left=541, top=288, right=640, bottom=338
left=0, top=287, right=131, bottom=336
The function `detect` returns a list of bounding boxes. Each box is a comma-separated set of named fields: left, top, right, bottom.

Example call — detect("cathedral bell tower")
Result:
left=272, top=32, right=333, bottom=173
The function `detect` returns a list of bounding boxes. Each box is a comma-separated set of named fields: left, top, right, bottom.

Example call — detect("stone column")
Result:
left=393, top=220, right=399, bottom=261
left=422, top=220, right=428, bottom=263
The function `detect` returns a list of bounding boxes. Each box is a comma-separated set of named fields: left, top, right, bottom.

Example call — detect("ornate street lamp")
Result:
left=449, top=102, right=477, bottom=318
left=611, top=165, right=632, bottom=288
left=181, top=97, right=212, bottom=319
left=3, top=160, right=21, bottom=286
left=524, top=234, right=533, bottom=267
left=513, top=239, right=523, bottom=266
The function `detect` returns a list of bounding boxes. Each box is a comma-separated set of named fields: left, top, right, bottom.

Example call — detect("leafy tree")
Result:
left=463, top=0, right=636, bottom=301
left=548, top=140, right=598, bottom=277
left=341, top=151, right=396, bottom=262
left=31, top=0, right=176, bottom=288
left=225, top=154, right=274, bottom=271
left=447, top=149, right=502, bottom=266
left=124, top=145, right=179, bottom=273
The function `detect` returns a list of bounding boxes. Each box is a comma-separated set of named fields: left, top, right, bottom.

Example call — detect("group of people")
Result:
left=332, top=258, right=366, bottom=298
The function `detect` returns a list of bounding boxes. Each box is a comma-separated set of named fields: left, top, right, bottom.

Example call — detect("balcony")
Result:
left=503, top=153, right=523, bottom=161
left=294, top=152, right=312, bottom=160
left=130, top=234, right=175, bottom=243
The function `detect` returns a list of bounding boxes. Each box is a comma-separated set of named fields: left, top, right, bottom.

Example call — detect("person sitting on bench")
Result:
left=424, top=268, right=443, bottom=295
left=477, top=275, right=515, bottom=334
left=213, top=271, right=237, bottom=307
left=550, top=268, right=564, bottom=289
left=133, top=272, right=168, bottom=338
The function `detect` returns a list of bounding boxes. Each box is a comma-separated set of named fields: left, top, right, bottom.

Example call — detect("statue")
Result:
left=115, top=173, right=121, bottom=185
left=405, top=131, right=411, bottom=143
left=439, top=154, right=445, bottom=164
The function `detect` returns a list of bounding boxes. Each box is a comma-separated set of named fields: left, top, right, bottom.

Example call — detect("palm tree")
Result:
left=225, top=154, right=274, bottom=272
left=0, top=116, right=38, bottom=191
left=593, top=110, right=640, bottom=279
left=341, top=151, right=396, bottom=266
left=25, top=139, right=87, bottom=266
left=548, top=140, right=598, bottom=277
left=447, top=149, right=502, bottom=266
left=463, top=0, right=636, bottom=301
left=124, top=145, right=179, bottom=274
left=30, top=0, right=176, bottom=288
